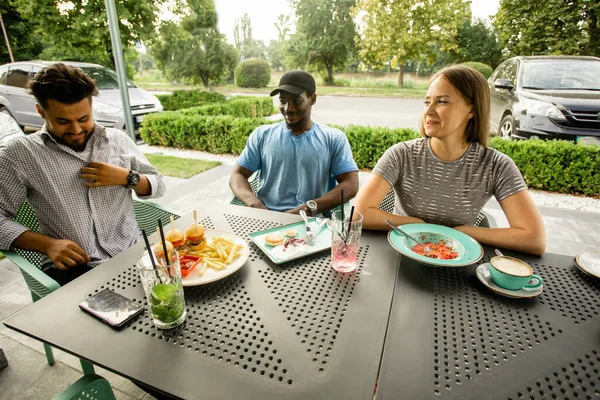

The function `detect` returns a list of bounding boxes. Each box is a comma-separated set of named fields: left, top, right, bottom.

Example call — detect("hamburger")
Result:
left=165, top=228, right=185, bottom=248
left=186, top=223, right=206, bottom=247
left=152, top=240, right=174, bottom=263
left=264, top=233, right=284, bottom=247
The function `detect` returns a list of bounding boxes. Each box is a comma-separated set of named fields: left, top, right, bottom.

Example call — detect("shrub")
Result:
left=235, top=58, right=271, bottom=88
left=178, top=97, right=274, bottom=118
left=461, top=62, right=494, bottom=79
left=156, top=90, right=226, bottom=111
left=490, top=138, right=600, bottom=196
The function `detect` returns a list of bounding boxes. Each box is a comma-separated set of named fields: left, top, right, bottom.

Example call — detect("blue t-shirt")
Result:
left=237, top=122, right=358, bottom=212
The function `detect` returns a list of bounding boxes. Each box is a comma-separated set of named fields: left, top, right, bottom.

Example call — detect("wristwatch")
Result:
left=306, top=200, right=318, bottom=216
left=126, top=170, right=141, bottom=188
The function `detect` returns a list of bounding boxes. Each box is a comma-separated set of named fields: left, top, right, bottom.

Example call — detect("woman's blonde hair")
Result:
left=419, top=64, right=490, bottom=146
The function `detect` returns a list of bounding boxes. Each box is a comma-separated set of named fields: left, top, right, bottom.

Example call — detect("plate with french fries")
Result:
left=179, top=230, right=249, bottom=286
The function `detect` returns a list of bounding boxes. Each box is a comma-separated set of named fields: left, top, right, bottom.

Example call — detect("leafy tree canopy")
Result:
left=150, top=0, right=237, bottom=87
left=13, top=0, right=166, bottom=73
left=287, top=0, right=357, bottom=84
left=233, top=13, right=266, bottom=60
left=494, top=0, right=600, bottom=57
left=354, top=0, right=471, bottom=87
left=0, top=0, right=43, bottom=64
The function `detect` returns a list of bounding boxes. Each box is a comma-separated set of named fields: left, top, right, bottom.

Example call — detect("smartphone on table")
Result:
left=79, top=288, right=144, bottom=328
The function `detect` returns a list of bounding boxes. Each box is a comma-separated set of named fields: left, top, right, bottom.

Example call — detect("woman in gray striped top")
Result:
left=354, top=65, right=546, bottom=256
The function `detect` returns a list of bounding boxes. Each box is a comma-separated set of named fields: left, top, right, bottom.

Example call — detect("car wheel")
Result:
left=499, top=114, right=515, bottom=140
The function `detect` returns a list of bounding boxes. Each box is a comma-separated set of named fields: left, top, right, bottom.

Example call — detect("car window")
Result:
left=6, top=65, right=32, bottom=88
left=30, top=65, right=43, bottom=78
left=522, top=60, right=600, bottom=90
left=0, top=66, right=8, bottom=85
left=490, top=62, right=507, bottom=82
left=503, top=61, right=517, bottom=85
left=78, top=66, right=136, bottom=90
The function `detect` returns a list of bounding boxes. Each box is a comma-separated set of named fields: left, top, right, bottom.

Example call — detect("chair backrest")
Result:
left=378, top=189, right=496, bottom=227
left=11, top=200, right=181, bottom=269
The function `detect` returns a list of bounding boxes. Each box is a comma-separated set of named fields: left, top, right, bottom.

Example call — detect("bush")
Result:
left=156, top=90, right=226, bottom=111
left=461, top=62, right=494, bottom=79
left=490, top=138, right=600, bottom=196
left=179, top=97, right=274, bottom=118
left=141, top=111, right=599, bottom=196
left=235, top=58, right=271, bottom=88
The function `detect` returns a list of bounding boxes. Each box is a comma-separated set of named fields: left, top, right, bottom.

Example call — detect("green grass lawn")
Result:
left=145, top=154, right=221, bottom=178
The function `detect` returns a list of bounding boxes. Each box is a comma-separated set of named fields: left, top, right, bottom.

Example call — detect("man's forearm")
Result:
left=312, top=179, right=359, bottom=213
left=12, top=230, right=56, bottom=254
left=230, top=174, right=263, bottom=207
left=133, top=175, right=152, bottom=197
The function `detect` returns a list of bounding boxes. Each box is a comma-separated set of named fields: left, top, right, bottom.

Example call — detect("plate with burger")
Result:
left=164, top=213, right=250, bottom=286
left=248, top=217, right=332, bottom=264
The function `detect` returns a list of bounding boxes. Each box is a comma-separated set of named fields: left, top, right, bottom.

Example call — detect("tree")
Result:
left=287, top=0, right=357, bottom=84
left=266, top=14, right=292, bottom=70
left=354, top=0, right=470, bottom=87
left=434, top=18, right=502, bottom=69
left=233, top=13, right=266, bottom=59
left=150, top=0, right=237, bottom=87
left=494, top=0, right=600, bottom=57
left=0, top=0, right=43, bottom=63
left=13, top=0, right=166, bottom=72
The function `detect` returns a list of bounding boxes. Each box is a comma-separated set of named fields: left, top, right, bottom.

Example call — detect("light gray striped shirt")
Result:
left=0, top=125, right=165, bottom=267
left=373, top=138, right=526, bottom=226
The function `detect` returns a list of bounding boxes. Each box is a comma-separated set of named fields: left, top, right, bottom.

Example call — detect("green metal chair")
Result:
left=52, top=373, right=116, bottom=400
left=228, top=171, right=351, bottom=214
left=378, top=189, right=497, bottom=228
left=2, top=199, right=180, bottom=369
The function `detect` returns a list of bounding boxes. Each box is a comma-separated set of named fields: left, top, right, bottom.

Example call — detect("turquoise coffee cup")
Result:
left=489, top=256, right=542, bottom=291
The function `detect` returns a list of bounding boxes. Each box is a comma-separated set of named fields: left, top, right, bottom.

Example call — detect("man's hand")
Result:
left=249, top=200, right=268, bottom=210
left=285, top=204, right=308, bottom=215
left=46, top=239, right=91, bottom=270
left=80, top=162, right=128, bottom=188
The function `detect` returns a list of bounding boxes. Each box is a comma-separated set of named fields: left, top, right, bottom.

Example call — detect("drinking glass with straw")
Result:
left=136, top=227, right=186, bottom=329
left=330, top=203, right=364, bottom=274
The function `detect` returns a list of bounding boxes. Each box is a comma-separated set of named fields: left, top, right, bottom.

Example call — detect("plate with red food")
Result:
left=387, top=223, right=483, bottom=267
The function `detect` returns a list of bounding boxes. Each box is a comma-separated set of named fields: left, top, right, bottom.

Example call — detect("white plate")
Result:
left=475, top=263, right=543, bottom=299
left=181, top=230, right=249, bottom=287
left=574, top=252, right=600, bottom=279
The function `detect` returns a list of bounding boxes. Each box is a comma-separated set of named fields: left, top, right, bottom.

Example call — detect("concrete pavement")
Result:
left=1, top=146, right=599, bottom=399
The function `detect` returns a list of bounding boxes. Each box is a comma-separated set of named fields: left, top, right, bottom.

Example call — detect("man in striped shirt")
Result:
left=0, top=63, right=165, bottom=285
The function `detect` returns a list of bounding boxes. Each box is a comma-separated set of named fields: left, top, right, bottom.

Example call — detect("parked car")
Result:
left=0, top=61, right=163, bottom=133
left=488, top=56, right=600, bottom=143
left=0, top=110, right=25, bottom=146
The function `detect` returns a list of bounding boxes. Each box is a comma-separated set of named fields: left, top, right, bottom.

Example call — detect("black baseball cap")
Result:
left=270, top=70, right=316, bottom=97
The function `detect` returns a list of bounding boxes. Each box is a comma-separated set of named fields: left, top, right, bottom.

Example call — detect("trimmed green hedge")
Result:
left=235, top=58, right=271, bottom=88
left=461, top=62, right=494, bottom=79
left=140, top=111, right=599, bottom=196
left=156, top=90, right=226, bottom=111
left=178, top=97, right=274, bottom=118
left=490, top=138, right=600, bottom=196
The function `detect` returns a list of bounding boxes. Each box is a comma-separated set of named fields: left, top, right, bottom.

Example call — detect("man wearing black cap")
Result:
left=229, top=70, right=358, bottom=215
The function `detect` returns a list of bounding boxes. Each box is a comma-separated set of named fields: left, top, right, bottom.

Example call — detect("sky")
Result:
left=213, top=0, right=501, bottom=45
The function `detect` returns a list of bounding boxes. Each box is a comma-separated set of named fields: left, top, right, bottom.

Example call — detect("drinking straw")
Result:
left=340, top=190, right=345, bottom=222
left=345, top=206, right=355, bottom=244
left=158, top=219, right=171, bottom=268
left=141, top=229, right=161, bottom=280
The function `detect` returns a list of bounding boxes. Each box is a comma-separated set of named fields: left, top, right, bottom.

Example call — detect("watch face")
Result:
left=128, top=171, right=140, bottom=187
left=307, top=200, right=317, bottom=210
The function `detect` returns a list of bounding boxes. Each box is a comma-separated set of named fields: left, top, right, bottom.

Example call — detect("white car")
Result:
left=0, top=61, right=163, bottom=132
left=0, top=111, right=25, bottom=146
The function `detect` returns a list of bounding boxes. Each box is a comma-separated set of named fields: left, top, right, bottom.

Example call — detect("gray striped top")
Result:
left=373, top=138, right=526, bottom=227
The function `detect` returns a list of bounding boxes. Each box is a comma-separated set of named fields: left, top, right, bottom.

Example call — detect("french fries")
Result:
left=185, top=236, right=243, bottom=276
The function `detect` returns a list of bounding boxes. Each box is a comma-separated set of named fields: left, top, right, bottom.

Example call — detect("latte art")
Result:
left=492, top=257, right=532, bottom=276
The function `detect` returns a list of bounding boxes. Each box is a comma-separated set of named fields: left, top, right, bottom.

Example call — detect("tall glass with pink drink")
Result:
left=331, top=210, right=363, bottom=273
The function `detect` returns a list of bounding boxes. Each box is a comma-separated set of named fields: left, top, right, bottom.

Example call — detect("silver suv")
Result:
left=0, top=61, right=163, bottom=132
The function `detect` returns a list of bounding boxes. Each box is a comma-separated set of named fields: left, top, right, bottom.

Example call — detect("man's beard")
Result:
left=50, top=127, right=94, bottom=152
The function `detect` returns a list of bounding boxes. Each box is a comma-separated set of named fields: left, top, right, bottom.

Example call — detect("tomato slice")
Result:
left=179, top=255, right=201, bottom=277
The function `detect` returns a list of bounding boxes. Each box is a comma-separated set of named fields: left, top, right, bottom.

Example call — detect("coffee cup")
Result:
left=489, top=256, right=543, bottom=291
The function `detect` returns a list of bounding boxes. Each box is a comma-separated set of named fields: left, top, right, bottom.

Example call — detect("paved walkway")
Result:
left=1, top=145, right=599, bottom=399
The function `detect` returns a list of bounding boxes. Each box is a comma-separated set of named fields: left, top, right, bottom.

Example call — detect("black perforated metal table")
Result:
left=377, top=247, right=600, bottom=400
left=4, top=205, right=399, bottom=399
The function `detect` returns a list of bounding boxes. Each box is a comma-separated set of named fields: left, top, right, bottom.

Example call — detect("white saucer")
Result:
left=574, top=253, right=600, bottom=279
left=475, top=263, right=543, bottom=299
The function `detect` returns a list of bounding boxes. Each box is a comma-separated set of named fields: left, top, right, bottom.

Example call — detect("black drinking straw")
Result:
left=345, top=206, right=355, bottom=243
left=157, top=220, right=172, bottom=277
left=340, top=190, right=345, bottom=222
left=141, top=229, right=160, bottom=280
